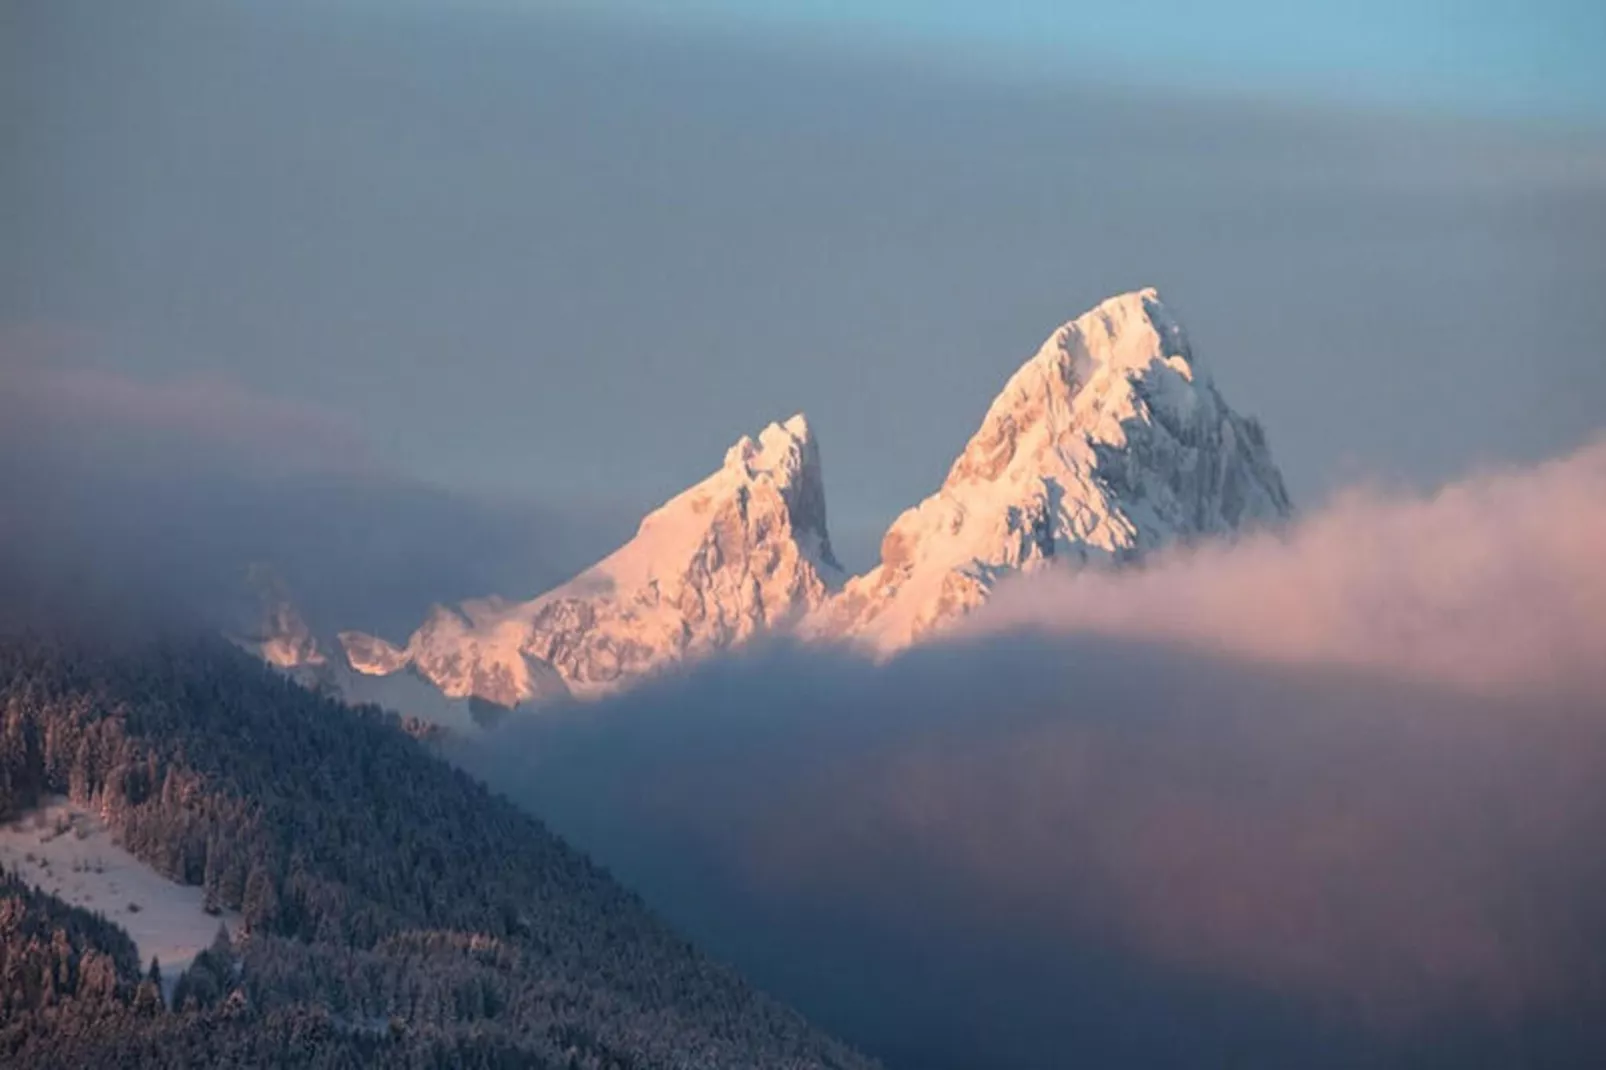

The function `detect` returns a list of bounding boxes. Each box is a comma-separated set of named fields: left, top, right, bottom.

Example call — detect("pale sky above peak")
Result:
left=538, top=0, right=1606, bottom=124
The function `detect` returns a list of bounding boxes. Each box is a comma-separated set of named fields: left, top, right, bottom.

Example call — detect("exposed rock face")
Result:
left=813, top=288, right=1291, bottom=650
left=331, top=289, right=1290, bottom=704
left=340, top=415, right=843, bottom=702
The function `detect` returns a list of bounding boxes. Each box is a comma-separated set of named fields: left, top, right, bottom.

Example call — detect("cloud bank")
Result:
left=0, top=338, right=630, bottom=637
left=467, top=437, right=1606, bottom=1070
left=1, top=331, right=374, bottom=479
left=972, top=437, right=1606, bottom=697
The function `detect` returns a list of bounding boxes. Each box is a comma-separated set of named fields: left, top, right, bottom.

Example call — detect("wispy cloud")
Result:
left=2, top=331, right=374, bottom=477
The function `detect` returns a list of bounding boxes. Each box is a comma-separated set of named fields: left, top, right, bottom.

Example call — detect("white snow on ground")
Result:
left=0, top=798, right=238, bottom=989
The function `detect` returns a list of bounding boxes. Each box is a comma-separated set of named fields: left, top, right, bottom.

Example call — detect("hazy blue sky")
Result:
left=565, top=0, right=1606, bottom=122
left=5, top=0, right=1605, bottom=572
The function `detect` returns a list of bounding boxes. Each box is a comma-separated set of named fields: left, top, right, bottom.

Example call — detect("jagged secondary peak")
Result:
left=342, top=414, right=844, bottom=703
left=737, top=413, right=838, bottom=571
left=616, top=411, right=839, bottom=585
left=819, top=288, right=1291, bottom=651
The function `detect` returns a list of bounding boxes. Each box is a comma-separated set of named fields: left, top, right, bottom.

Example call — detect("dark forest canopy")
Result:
left=0, top=634, right=872, bottom=1069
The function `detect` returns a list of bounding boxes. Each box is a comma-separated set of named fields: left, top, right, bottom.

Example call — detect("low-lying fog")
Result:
left=463, top=439, right=1606, bottom=1069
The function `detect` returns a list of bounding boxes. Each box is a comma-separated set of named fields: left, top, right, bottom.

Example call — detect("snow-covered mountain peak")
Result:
left=340, top=414, right=844, bottom=703
left=719, top=413, right=827, bottom=546
left=605, top=410, right=838, bottom=591
left=949, top=287, right=1199, bottom=484
left=1028, top=286, right=1190, bottom=382
left=818, top=288, right=1291, bottom=650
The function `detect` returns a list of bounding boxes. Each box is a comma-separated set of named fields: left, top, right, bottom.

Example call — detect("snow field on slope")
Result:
left=0, top=797, right=239, bottom=994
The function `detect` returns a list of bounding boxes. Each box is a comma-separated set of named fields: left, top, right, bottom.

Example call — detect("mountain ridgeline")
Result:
left=0, top=635, right=874, bottom=1068
left=325, top=289, right=1291, bottom=706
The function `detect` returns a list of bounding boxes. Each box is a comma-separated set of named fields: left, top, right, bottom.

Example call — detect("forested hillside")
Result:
left=0, top=635, right=872, bottom=1069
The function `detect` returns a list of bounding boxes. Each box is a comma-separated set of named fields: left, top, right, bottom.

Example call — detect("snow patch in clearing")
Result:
left=0, top=798, right=238, bottom=983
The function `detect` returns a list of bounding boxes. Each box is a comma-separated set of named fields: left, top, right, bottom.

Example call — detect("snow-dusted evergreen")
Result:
left=0, top=636, right=875, bottom=1068
left=327, top=290, right=1290, bottom=705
